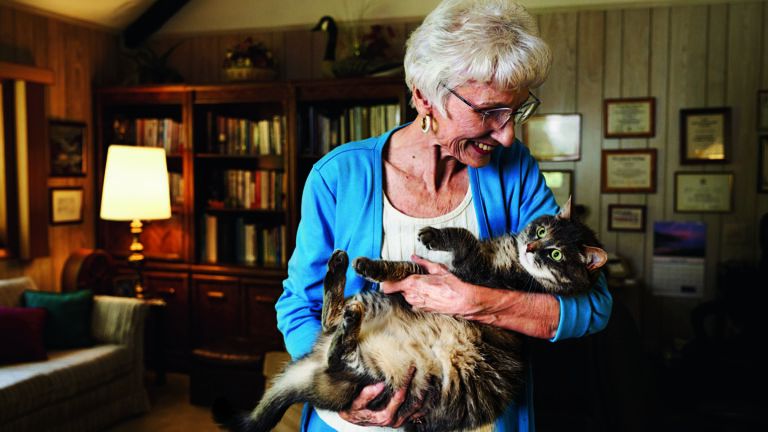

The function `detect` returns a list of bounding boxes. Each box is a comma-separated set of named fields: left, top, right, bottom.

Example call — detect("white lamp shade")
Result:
left=100, top=145, right=172, bottom=221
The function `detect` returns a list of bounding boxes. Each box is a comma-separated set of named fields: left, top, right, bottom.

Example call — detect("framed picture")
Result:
left=758, top=90, right=768, bottom=132
left=680, top=107, right=731, bottom=164
left=541, top=170, right=573, bottom=207
left=49, top=187, right=83, bottom=225
left=49, top=119, right=86, bottom=177
left=674, top=172, right=733, bottom=213
left=604, top=98, right=656, bottom=138
left=758, top=136, right=768, bottom=193
left=601, top=149, right=657, bottom=193
left=522, top=114, right=581, bottom=161
left=608, top=204, right=646, bottom=232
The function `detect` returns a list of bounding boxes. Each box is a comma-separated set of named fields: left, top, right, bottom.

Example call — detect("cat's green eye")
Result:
left=536, top=226, right=547, bottom=238
left=549, top=249, right=563, bottom=261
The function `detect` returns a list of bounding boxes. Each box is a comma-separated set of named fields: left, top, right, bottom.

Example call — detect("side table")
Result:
left=143, top=297, right=168, bottom=385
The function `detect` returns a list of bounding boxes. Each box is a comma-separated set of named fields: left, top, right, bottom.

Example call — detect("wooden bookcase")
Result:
left=94, top=77, right=410, bottom=370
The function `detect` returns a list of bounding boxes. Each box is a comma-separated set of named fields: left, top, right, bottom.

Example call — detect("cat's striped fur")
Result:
left=214, top=198, right=607, bottom=432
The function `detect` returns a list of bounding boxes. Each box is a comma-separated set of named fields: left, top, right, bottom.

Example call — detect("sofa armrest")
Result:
left=91, top=295, right=148, bottom=347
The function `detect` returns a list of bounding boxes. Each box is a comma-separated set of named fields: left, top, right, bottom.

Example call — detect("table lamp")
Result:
left=100, top=145, right=171, bottom=299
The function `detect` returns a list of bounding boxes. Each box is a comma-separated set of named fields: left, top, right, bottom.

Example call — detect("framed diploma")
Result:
left=49, top=187, right=84, bottom=225
left=758, top=90, right=768, bottom=132
left=541, top=170, right=573, bottom=207
left=604, top=98, right=655, bottom=138
left=674, top=172, right=733, bottom=213
left=608, top=204, right=646, bottom=232
left=522, top=114, right=581, bottom=161
left=759, top=136, right=768, bottom=193
left=601, top=149, right=657, bottom=193
left=680, top=107, right=731, bottom=164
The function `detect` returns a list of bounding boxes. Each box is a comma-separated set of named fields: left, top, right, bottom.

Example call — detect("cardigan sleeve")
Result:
left=276, top=167, right=336, bottom=359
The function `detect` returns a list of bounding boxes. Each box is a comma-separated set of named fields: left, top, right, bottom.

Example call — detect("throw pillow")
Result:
left=23, top=289, right=93, bottom=349
left=0, top=306, right=48, bottom=364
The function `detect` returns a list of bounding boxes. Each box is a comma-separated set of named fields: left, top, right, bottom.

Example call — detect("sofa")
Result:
left=0, top=276, right=150, bottom=432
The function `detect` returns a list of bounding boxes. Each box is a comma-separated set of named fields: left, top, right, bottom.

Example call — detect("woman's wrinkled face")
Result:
left=431, top=82, right=531, bottom=168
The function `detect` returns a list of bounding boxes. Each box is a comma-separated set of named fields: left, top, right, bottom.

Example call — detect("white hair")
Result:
left=404, top=0, right=551, bottom=115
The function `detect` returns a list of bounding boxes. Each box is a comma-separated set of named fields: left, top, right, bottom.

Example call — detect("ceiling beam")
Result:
left=123, top=0, right=190, bottom=48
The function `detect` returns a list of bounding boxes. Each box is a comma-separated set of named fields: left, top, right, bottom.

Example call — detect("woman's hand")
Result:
left=338, top=366, right=422, bottom=427
left=380, top=255, right=486, bottom=316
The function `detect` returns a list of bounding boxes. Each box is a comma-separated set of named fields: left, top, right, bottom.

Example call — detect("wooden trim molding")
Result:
left=0, top=62, right=55, bottom=85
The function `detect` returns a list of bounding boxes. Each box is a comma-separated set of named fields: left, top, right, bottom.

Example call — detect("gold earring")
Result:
left=421, top=114, right=431, bottom=134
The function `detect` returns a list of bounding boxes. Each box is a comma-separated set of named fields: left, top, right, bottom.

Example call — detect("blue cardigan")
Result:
left=276, top=125, right=613, bottom=431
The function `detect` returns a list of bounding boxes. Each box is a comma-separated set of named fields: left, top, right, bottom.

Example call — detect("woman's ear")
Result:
left=412, top=88, right=433, bottom=114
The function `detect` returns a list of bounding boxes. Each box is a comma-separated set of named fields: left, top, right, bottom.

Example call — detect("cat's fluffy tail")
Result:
left=212, top=360, right=313, bottom=432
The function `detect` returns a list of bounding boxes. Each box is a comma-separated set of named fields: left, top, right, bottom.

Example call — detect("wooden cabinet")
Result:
left=95, top=78, right=410, bottom=363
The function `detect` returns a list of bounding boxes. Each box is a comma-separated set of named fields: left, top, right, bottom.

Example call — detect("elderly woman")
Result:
left=276, top=0, right=612, bottom=430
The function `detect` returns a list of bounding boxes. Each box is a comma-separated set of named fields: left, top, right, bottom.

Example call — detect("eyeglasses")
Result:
left=442, top=84, right=541, bottom=129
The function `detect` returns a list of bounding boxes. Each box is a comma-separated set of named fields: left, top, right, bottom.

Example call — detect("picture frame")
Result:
left=522, top=114, right=581, bottom=161
left=674, top=172, right=733, bottom=213
left=603, top=97, right=656, bottom=138
left=541, top=170, right=574, bottom=207
left=680, top=107, right=731, bottom=164
left=758, top=136, right=768, bottom=193
left=608, top=204, right=646, bottom=232
left=758, top=90, right=768, bottom=132
left=49, top=119, right=86, bottom=177
left=601, top=149, right=657, bottom=193
left=49, top=187, right=84, bottom=225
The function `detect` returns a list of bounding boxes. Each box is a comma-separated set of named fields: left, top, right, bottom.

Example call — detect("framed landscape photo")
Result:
left=49, top=119, right=86, bottom=177
left=604, top=98, right=656, bottom=138
left=759, top=136, right=768, bottom=193
left=522, top=114, right=581, bottom=161
left=541, top=170, right=573, bottom=207
left=601, top=149, right=657, bottom=193
left=680, top=107, right=731, bottom=164
left=758, top=90, right=768, bottom=132
left=674, top=172, right=733, bottom=213
left=608, top=204, right=646, bottom=232
left=49, top=187, right=83, bottom=225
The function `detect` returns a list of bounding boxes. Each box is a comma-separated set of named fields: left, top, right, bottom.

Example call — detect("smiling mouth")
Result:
left=470, top=140, right=494, bottom=154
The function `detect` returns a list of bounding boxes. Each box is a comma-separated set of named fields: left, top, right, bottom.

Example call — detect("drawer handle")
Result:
left=207, top=291, right=225, bottom=299
left=158, top=287, right=176, bottom=296
left=251, top=295, right=274, bottom=303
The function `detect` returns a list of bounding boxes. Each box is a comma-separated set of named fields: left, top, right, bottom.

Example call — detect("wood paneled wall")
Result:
left=0, top=4, right=120, bottom=291
left=153, top=1, right=768, bottom=351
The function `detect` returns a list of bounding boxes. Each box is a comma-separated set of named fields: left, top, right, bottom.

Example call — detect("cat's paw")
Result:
left=343, top=302, right=364, bottom=327
left=418, top=226, right=442, bottom=250
left=328, top=250, right=349, bottom=273
left=353, top=257, right=380, bottom=282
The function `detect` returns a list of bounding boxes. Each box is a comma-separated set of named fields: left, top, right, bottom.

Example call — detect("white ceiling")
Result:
left=4, top=0, right=737, bottom=33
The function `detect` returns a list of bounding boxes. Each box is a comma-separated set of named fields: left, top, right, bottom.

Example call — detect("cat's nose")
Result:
left=526, top=241, right=540, bottom=252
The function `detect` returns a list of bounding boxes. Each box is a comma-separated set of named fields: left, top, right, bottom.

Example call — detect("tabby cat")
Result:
left=213, top=198, right=607, bottom=432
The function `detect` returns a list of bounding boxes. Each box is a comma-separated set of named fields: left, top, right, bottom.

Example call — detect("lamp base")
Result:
left=128, top=219, right=146, bottom=300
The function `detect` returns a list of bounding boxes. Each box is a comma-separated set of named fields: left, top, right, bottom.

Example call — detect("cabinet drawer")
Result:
left=192, top=276, right=241, bottom=346
left=243, top=279, right=284, bottom=352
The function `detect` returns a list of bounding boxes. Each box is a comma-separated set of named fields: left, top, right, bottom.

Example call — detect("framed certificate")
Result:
left=759, top=136, right=768, bottom=193
left=680, top=107, right=731, bottom=164
left=604, top=98, right=655, bottom=138
left=49, top=187, right=84, bottom=225
left=601, top=149, right=657, bottom=193
left=608, top=204, right=646, bottom=232
left=674, top=172, right=733, bottom=213
left=758, top=90, right=768, bottom=132
left=541, top=170, right=573, bottom=207
left=522, top=114, right=581, bottom=161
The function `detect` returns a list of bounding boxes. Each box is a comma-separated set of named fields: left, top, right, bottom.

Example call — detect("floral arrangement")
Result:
left=223, top=37, right=277, bottom=81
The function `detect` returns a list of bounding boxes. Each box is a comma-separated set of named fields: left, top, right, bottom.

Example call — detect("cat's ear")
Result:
left=583, top=246, right=608, bottom=271
left=556, top=196, right=573, bottom=220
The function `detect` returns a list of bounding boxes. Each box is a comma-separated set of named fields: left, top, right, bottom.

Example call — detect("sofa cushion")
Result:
left=0, top=277, right=37, bottom=307
left=0, top=306, right=48, bottom=365
left=23, top=289, right=93, bottom=349
left=0, top=344, right=134, bottom=423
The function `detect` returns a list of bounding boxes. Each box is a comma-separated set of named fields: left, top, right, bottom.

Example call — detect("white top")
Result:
left=315, top=187, right=479, bottom=431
